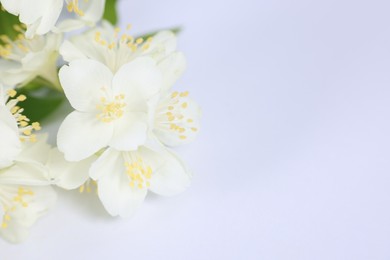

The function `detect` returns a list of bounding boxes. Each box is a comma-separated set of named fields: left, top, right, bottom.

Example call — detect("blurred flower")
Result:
left=0, top=0, right=105, bottom=38
left=89, top=146, right=191, bottom=217
left=57, top=57, right=162, bottom=161
left=60, top=21, right=180, bottom=73
left=147, top=52, right=201, bottom=146
left=0, top=88, right=55, bottom=243
left=0, top=86, right=41, bottom=168
left=0, top=29, right=62, bottom=87
left=0, top=135, right=56, bottom=243
left=59, top=23, right=201, bottom=146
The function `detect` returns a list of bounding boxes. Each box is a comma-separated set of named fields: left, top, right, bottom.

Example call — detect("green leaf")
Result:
left=18, top=84, right=65, bottom=123
left=0, top=5, right=21, bottom=38
left=103, top=0, right=118, bottom=25
left=136, top=27, right=182, bottom=41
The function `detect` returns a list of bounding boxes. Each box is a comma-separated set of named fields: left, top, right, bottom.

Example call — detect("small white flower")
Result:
left=0, top=136, right=56, bottom=243
left=57, top=57, right=162, bottom=161
left=89, top=146, right=191, bottom=217
left=59, top=23, right=201, bottom=146
left=60, top=22, right=180, bottom=73
left=148, top=52, right=201, bottom=146
left=0, top=29, right=62, bottom=87
left=0, top=0, right=105, bottom=38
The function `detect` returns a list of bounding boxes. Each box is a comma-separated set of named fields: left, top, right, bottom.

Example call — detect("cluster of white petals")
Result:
left=0, top=30, right=62, bottom=87
left=0, top=0, right=105, bottom=38
left=54, top=24, right=201, bottom=217
left=0, top=85, right=55, bottom=243
left=0, top=0, right=201, bottom=243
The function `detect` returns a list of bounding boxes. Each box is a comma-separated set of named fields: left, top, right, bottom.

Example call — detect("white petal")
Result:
left=0, top=59, right=32, bottom=86
left=89, top=148, right=120, bottom=180
left=34, top=0, right=63, bottom=36
left=0, top=0, right=22, bottom=15
left=144, top=30, right=177, bottom=62
left=91, top=149, right=147, bottom=217
left=140, top=148, right=191, bottom=196
left=110, top=112, right=148, bottom=151
left=0, top=107, right=21, bottom=167
left=19, top=0, right=63, bottom=37
left=15, top=134, right=51, bottom=165
left=113, top=57, right=162, bottom=108
left=0, top=161, right=50, bottom=186
left=48, top=148, right=94, bottom=190
left=59, top=40, right=88, bottom=62
left=54, top=19, right=86, bottom=33
left=59, top=59, right=113, bottom=112
left=80, top=0, right=105, bottom=23
left=0, top=185, right=56, bottom=243
left=158, top=52, right=187, bottom=92
left=57, top=111, right=113, bottom=161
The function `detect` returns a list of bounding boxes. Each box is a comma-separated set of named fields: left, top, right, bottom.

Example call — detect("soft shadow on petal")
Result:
left=0, top=185, right=56, bottom=243
left=143, top=148, right=192, bottom=197
left=158, top=52, right=187, bottom=92
left=110, top=112, right=148, bottom=151
left=113, top=57, right=162, bottom=108
left=57, top=111, right=113, bottom=161
left=94, top=149, right=147, bottom=217
left=59, top=59, right=113, bottom=112
left=48, top=148, right=95, bottom=190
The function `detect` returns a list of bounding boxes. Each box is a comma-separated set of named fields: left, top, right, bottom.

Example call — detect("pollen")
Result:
left=96, top=93, right=126, bottom=123
left=67, top=0, right=85, bottom=16
left=92, top=24, right=154, bottom=55
left=1, top=187, right=34, bottom=229
left=0, top=24, right=32, bottom=59
left=156, top=90, right=197, bottom=141
left=125, top=157, right=152, bottom=190
left=4, top=89, right=41, bottom=142
left=79, top=179, right=97, bottom=194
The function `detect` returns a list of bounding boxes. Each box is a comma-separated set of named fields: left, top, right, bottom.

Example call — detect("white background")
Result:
left=2, top=0, right=390, bottom=259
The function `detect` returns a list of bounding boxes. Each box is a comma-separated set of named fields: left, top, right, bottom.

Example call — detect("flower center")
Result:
left=0, top=25, right=33, bottom=60
left=94, top=25, right=153, bottom=52
left=67, top=0, right=85, bottom=16
left=156, top=91, right=198, bottom=140
left=125, top=157, right=152, bottom=190
left=96, top=94, right=126, bottom=123
left=4, top=89, right=41, bottom=142
left=1, top=187, right=34, bottom=229
left=78, top=179, right=97, bottom=193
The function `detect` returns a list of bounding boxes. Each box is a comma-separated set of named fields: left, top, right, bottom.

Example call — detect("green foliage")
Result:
left=18, top=81, right=65, bottom=123
left=103, top=0, right=118, bottom=25
left=0, top=5, right=21, bottom=38
left=136, top=27, right=182, bottom=41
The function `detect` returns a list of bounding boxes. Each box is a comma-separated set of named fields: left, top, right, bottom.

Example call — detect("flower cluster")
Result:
left=0, top=1, right=200, bottom=243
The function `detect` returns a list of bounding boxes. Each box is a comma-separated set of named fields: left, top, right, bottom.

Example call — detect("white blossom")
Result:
left=0, top=29, right=62, bottom=87
left=57, top=57, right=162, bottom=161
left=0, top=0, right=105, bottom=38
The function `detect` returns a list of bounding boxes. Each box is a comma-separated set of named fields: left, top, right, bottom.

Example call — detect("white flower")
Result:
left=59, top=23, right=201, bottom=146
left=0, top=84, right=56, bottom=243
left=57, top=57, right=162, bottom=161
left=89, top=146, right=191, bottom=217
left=60, top=22, right=180, bottom=73
left=0, top=136, right=56, bottom=243
left=0, top=29, right=62, bottom=87
left=0, top=0, right=105, bottom=38
left=0, top=86, right=41, bottom=168
left=147, top=50, right=201, bottom=147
